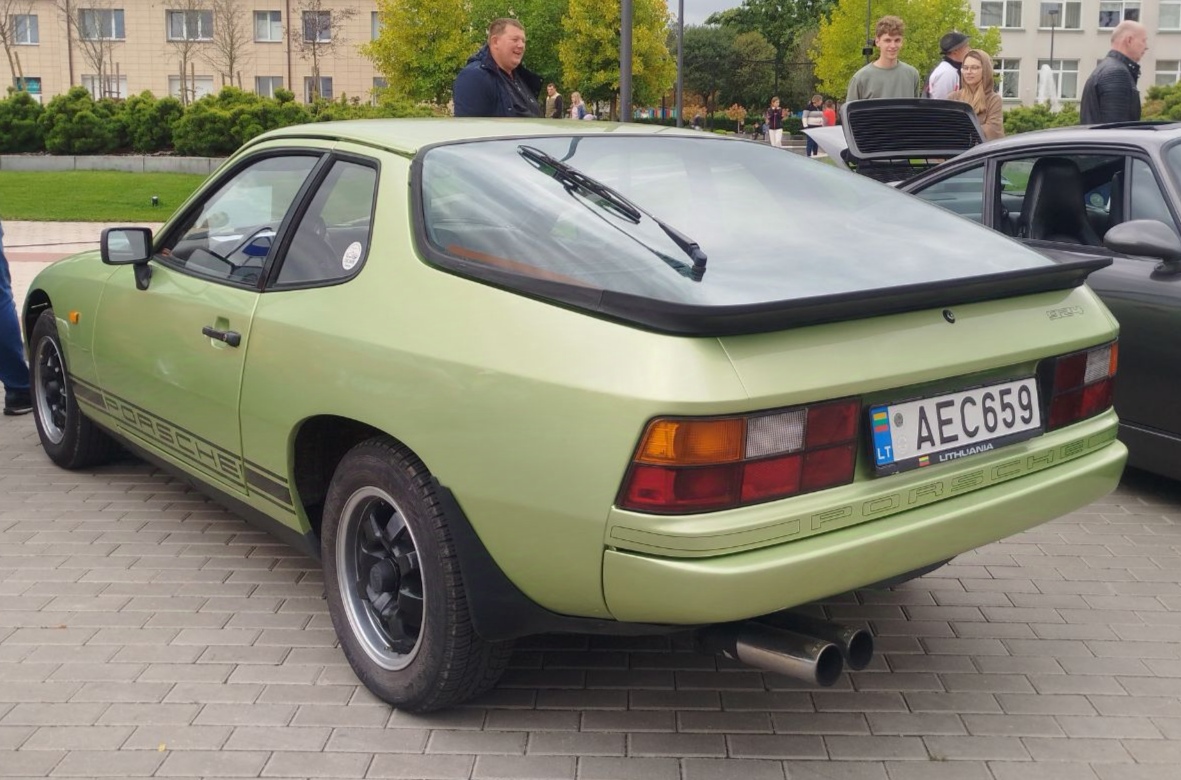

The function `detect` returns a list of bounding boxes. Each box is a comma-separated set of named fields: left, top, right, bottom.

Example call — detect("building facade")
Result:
left=972, top=0, right=1180, bottom=106
left=3, top=1, right=387, bottom=105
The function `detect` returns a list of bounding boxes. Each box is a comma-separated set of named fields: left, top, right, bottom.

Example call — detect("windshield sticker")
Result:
left=342, top=242, right=363, bottom=270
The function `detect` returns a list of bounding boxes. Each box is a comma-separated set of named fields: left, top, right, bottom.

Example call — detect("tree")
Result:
left=159, top=0, right=211, bottom=106
left=708, top=0, right=837, bottom=95
left=559, top=0, right=675, bottom=118
left=203, top=0, right=252, bottom=88
left=56, top=0, right=124, bottom=96
left=812, top=0, right=1000, bottom=98
left=363, top=0, right=476, bottom=105
left=729, top=30, right=776, bottom=110
left=470, top=0, right=568, bottom=92
left=295, top=0, right=358, bottom=101
left=680, top=25, right=737, bottom=123
left=0, top=0, right=34, bottom=91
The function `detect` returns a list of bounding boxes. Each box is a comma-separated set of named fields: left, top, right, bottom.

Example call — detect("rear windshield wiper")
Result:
left=517, top=145, right=708, bottom=280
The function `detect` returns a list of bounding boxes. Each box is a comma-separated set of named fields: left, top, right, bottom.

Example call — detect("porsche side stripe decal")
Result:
left=70, top=375, right=294, bottom=509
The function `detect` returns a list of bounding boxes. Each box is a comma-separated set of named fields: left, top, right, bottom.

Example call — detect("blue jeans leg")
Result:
left=805, top=136, right=818, bottom=157
left=0, top=223, right=31, bottom=395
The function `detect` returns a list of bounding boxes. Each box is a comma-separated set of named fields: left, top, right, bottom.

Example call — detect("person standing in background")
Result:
left=822, top=99, right=837, bottom=126
left=926, top=31, right=970, bottom=100
left=544, top=83, right=565, bottom=118
left=1080, top=20, right=1148, bottom=124
left=802, top=94, right=825, bottom=157
left=764, top=97, right=786, bottom=148
left=846, top=16, right=920, bottom=101
left=0, top=221, right=32, bottom=416
left=453, top=18, right=542, bottom=117
left=948, top=50, right=1004, bottom=140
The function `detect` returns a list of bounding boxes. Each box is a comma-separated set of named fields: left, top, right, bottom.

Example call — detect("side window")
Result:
left=912, top=165, right=986, bottom=223
left=163, top=155, right=319, bottom=286
left=276, top=160, right=378, bottom=286
left=1128, top=159, right=1180, bottom=238
left=1002, top=154, right=1123, bottom=246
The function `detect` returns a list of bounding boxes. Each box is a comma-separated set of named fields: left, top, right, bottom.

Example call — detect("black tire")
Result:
left=321, top=437, right=513, bottom=711
left=29, top=309, right=121, bottom=469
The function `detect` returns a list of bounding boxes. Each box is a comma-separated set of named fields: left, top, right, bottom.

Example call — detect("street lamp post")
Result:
left=676, top=0, right=684, bottom=126
left=620, top=0, right=633, bottom=122
left=1048, top=5, right=1060, bottom=100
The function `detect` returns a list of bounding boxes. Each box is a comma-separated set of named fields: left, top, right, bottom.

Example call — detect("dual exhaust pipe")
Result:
left=697, top=613, right=874, bottom=687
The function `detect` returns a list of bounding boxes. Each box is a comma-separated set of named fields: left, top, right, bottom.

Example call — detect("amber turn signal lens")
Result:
left=636, top=418, right=744, bottom=465
left=68, top=311, right=81, bottom=324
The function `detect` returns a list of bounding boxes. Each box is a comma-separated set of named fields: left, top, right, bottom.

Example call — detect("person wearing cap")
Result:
left=926, top=31, right=970, bottom=100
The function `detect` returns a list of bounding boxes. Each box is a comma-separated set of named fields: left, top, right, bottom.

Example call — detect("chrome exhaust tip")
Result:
left=761, top=612, right=875, bottom=671
left=697, top=621, right=845, bottom=687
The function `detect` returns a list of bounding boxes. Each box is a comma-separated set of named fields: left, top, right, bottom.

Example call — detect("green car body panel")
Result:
left=24, top=120, right=1127, bottom=635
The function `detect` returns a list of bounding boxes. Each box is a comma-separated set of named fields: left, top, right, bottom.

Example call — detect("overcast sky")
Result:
left=671, top=0, right=741, bottom=26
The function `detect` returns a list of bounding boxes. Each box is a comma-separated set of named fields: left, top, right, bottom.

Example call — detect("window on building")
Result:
left=1037, top=59, right=1080, bottom=99
left=169, top=75, right=215, bottom=101
left=980, top=1, right=1022, bottom=28
left=82, top=74, right=128, bottom=99
left=1161, top=1, right=1181, bottom=30
left=994, top=59, right=1021, bottom=99
left=13, top=14, right=38, bottom=44
left=167, top=9, right=213, bottom=41
left=1098, top=1, right=1139, bottom=28
left=254, top=10, right=282, bottom=42
left=255, top=76, right=284, bottom=98
left=304, top=76, right=333, bottom=101
left=79, top=8, right=125, bottom=39
left=371, top=11, right=380, bottom=39
left=1157, top=60, right=1181, bottom=86
left=302, top=10, right=331, bottom=42
left=13, top=75, right=41, bottom=96
left=1038, top=1, right=1081, bottom=29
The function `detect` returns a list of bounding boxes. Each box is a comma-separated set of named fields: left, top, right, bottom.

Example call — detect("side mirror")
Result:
left=1103, top=219, right=1181, bottom=265
left=101, top=227, right=153, bottom=265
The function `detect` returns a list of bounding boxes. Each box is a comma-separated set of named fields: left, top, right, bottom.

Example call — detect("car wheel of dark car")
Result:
left=30, top=309, right=121, bottom=469
left=321, top=437, right=513, bottom=711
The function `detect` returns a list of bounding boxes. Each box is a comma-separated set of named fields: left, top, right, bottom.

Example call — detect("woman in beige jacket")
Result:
left=948, top=50, right=1004, bottom=141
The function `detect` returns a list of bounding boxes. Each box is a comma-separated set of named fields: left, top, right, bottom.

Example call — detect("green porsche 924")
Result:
left=21, top=120, right=1127, bottom=711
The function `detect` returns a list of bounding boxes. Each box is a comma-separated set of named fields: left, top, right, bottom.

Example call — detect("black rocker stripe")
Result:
left=71, top=374, right=293, bottom=508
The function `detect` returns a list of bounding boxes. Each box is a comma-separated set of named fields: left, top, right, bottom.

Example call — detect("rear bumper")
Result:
left=603, top=440, right=1126, bottom=624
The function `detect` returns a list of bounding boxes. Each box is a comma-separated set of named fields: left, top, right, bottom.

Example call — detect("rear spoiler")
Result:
left=807, top=99, right=986, bottom=183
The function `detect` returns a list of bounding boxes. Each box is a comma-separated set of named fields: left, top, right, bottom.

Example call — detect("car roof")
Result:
left=249, top=118, right=703, bottom=156
left=956, top=121, right=1181, bottom=161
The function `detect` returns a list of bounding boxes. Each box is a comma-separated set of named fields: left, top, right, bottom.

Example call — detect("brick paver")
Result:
left=5, top=231, right=1181, bottom=777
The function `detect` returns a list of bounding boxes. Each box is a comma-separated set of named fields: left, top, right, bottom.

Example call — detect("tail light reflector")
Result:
left=1044, top=342, right=1118, bottom=431
left=620, top=400, right=860, bottom=514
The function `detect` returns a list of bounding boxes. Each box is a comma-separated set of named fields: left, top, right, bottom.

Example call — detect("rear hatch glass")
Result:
left=413, top=135, right=1100, bottom=334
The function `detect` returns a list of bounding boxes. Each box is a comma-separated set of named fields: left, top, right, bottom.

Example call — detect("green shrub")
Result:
left=40, top=86, right=121, bottom=154
left=0, top=89, right=45, bottom=152
left=119, top=91, right=184, bottom=152
left=171, top=102, right=237, bottom=156
left=1002, top=102, right=1080, bottom=135
left=784, top=115, right=803, bottom=136
left=1144, top=81, right=1181, bottom=121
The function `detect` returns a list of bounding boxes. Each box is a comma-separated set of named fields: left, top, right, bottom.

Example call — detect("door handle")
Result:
left=202, top=326, right=241, bottom=347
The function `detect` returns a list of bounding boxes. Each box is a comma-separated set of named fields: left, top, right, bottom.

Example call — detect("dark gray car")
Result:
left=811, top=104, right=1181, bottom=480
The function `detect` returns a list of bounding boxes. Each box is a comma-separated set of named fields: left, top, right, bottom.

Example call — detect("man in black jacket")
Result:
left=1080, top=20, right=1148, bottom=125
left=453, top=18, right=542, bottom=118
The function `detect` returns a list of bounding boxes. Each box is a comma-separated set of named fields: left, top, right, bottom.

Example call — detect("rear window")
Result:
left=416, top=135, right=1053, bottom=308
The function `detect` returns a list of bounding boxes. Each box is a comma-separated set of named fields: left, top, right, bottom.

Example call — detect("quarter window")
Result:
left=1038, top=1, right=1081, bottom=29
left=1128, top=159, right=1179, bottom=238
left=1098, top=1, right=1139, bottom=28
left=277, top=160, right=378, bottom=286
left=13, top=14, right=38, bottom=44
left=79, top=8, right=124, bottom=39
left=302, top=10, right=330, bottom=42
left=163, top=156, right=320, bottom=286
left=254, top=10, right=282, bottom=41
left=166, top=9, right=213, bottom=41
left=981, top=1, right=1022, bottom=28
left=911, top=165, right=987, bottom=223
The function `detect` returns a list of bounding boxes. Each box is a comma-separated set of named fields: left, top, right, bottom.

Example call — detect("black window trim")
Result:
left=263, top=150, right=382, bottom=291
left=153, top=147, right=332, bottom=292
left=409, top=136, right=1111, bottom=337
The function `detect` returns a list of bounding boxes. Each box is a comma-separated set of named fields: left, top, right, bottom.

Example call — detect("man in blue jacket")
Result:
left=453, top=18, right=542, bottom=118
left=1080, top=20, right=1148, bottom=124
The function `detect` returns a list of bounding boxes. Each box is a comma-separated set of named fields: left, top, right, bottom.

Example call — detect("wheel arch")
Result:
left=290, top=415, right=392, bottom=540
left=22, top=290, right=52, bottom=349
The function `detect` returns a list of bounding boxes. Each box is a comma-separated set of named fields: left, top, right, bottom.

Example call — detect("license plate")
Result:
left=870, top=377, right=1042, bottom=475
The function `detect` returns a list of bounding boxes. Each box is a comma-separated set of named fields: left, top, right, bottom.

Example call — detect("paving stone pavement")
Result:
left=5, top=233, right=1181, bottom=778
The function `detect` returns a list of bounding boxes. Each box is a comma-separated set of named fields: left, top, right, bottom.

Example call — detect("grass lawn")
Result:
left=0, top=171, right=206, bottom=222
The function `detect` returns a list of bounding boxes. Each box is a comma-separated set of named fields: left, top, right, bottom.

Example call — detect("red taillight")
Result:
left=620, top=400, right=860, bottom=514
left=1045, top=342, right=1118, bottom=431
